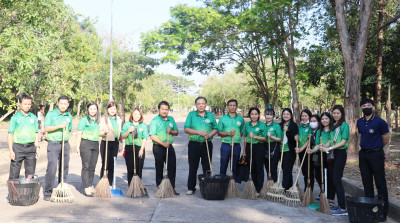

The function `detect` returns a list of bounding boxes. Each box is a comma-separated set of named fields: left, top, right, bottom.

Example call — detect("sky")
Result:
left=64, top=0, right=210, bottom=94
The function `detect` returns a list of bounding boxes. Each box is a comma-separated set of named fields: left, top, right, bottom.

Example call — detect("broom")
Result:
left=266, top=129, right=286, bottom=202
left=225, top=136, right=240, bottom=198
left=260, top=136, right=274, bottom=198
left=295, top=141, right=304, bottom=201
left=284, top=146, right=307, bottom=206
left=318, top=136, right=331, bottom=214
left=127, top=133, right=147, bottom=198
left=50, top=127, right=74, bottom=203
left=242, top=137, right=257, bottom=200
left=94, top=136, right=111, bottom=198
left=156, top=133, right=175, bottom=198
left=302, top=134, right=314, bottom=207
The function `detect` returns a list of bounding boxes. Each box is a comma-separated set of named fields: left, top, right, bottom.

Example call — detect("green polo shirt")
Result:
left=121, top=122, right=148, bottom=146
left=149, top=115, right=178, bottom=145
left=44, top=108, right=72, bottom=142
left=266, top=121, right=282, bottom=143
left=8, top=111, right=38, bottom=144
left=281, top=123, right=289, bottom=152
left=244, top=121, right=267, bottom=144
left=217, top=113, right=245, bottom=144
left=78, top=116, right=100, bottom=142
left=315, top=129, right=330, bottom=151
left=184, top=111, right=218, bottom=142
left=109, top=115, right=119, bottom=138
left=330, top=122, right=349, bottom=149
left=298, top=123, right=312, bottom=148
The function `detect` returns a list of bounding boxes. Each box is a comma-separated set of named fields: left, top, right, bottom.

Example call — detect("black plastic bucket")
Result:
left=8, top=178, right=42, bottom=206
left=198, top=174, right=230, bottom=200
left=346, top=196, right=383, bottom=223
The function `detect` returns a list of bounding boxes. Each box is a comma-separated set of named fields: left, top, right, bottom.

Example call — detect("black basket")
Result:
left=8, top=178, right=42, bottom=206
left=346, top=196, right=383, bottom=223
left=198, top=174, right=230, bottom=200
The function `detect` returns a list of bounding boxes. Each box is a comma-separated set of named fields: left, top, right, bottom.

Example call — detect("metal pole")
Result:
left=177, top=79, right=180, bottom=113
left=109, top=0, right=114, bottom=102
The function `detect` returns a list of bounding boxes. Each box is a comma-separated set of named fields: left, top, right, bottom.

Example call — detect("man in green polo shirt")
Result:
left=217, top=99, right=245, bottom=182
left=149, top=101, right=179, bottom=195
left=184, top=97, right=218, bottom=195
left=43, top=95, right=73, bottom=201
left=8, top=94, right=39, bottom=180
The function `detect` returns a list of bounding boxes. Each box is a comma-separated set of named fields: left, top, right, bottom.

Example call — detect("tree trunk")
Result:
left=272, top=66, right=279, bottom=110
left=385, top=83, right=391, bottom=129
left=375, top=0, right=384, bottom=116
left=49, top=103, right=54, bottom=111
left=0, top=110, right=15, bottom=122
left=287, top=57, right=300, bottom=124
left=395, top=105, right=399, bottom=130
left=121, top=93, right=126, bottom=125
left=76, top=96, right=83, bottom=118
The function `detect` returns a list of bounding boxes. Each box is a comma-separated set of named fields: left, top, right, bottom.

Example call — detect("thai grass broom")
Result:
left=127, top=132, right=147, bottom=198
left=266, top=129, right=286, bottom=202
left=226, top=136, right=240, bottom=198
left=295, top=141, right=304, bottom=201
left=318, top=136, right=331, bottom=214
left=94, top=136, right=111, bottom=198
left=260, top=136, right=274, bottom=198
left=50, top=127, right=74, bottom=203
left=242, top=137, right=257, bottom=200
left=284, top=147, right=307, bottom=206
left=302, top=135, right=314, bottom=207
left=156, top=133, right=175, bottom=198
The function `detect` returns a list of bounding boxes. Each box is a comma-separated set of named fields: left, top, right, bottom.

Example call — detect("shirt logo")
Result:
left=66, top=118, right=70, bottom=123
left=255, top=128, right=260, bottom=132
left=30, top=119, right=34, bottom=123
left=139, top=128, right=143, bottom=132
left=369, top=129, right=374, bottom=134
left=236, top=121, right=241, bottom=126
left=205, top=119, right=210, bottom=123
left=305, top=129, right=309, bottom=133
left=269, top=128, right=274, bottom=132
left=169, top=123, right=173, bottom=128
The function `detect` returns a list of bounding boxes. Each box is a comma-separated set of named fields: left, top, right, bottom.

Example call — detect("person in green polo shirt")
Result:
left=43, top=95, right=73, bottom=201
left=184, top=96, right=218, bottom=195
left=149, top=101, right=179, bottom=195
left=8, top=94, right=39, bottom=180
left=76, top=102, right=100, bottom=196
left=243, top=107, right=267, bottom=194
left=217, top=99, right=245, bottom=182
left=264, top=108, right=282, bottom=183
left=321, top=105, right=349, bottom=216
left=121, top=108, right=148, bottom=186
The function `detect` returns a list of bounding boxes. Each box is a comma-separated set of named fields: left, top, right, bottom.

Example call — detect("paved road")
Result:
left=0, top=118, right=359, bottom=223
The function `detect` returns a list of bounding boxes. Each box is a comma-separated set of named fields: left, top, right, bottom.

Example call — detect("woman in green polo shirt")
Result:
left=321, top=105, right=349, bottom=216
left=297, top=109, right=314, bottom=192
left=264, top=108, right=282, bottom=183
left=243, top=107, right=267, bottom=194
left=99, top=101, right=122, bottom=186
left=121, top=108, right=148, bottom=185
left=77, top=102, right=100, bottom=196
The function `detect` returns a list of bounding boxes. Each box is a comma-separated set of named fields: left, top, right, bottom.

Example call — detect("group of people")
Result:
left=8, top=95, right=389, bottom=221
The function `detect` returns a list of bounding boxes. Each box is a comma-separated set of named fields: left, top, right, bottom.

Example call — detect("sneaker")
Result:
left=332, top=209, right=348, bottom=216
left=90, top=186, right=96, bottom=193
left=174, top=189, right=180, bottom=196
left=186, top=190, right=194, bottom=195
left=43, top=195, right=51, bottom=201
left=330, top=205, right=340, bottom=211
left=256, top=193, right=261, bottom=198
left=84, top=188, right=93, bottom=197
left=329, top=201, right=336, bottom=208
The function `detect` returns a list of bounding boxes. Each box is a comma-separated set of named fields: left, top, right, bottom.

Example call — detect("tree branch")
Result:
left=368, top=13, right=400, bottom=41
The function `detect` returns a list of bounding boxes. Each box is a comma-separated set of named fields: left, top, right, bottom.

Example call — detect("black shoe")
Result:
left=379, top=214, right=387, bottom=222
left=43, top=195, right=51, bottom=201
left=174, top=189, right=180, bottom=196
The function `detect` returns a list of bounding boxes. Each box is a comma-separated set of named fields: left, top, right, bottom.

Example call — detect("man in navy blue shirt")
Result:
left=357, top=98, right=390, bottom=222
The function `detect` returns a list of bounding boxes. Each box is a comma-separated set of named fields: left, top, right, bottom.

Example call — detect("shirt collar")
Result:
left=18, top=110, right=32, bottom=117
left=363, top=114, right=375, bottom=122
left=108, top=115, right=116, bottom=120
left=56, top=108, right=68, bottom=116
left=195, top=111, right=208, bottom=118
left=227, top=113, right=238, bottom=119
left=250, top=121, right=260, bottom=127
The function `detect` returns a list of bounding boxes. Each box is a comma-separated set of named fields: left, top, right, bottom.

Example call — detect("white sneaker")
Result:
left=186, top=190, right=194, bottom=195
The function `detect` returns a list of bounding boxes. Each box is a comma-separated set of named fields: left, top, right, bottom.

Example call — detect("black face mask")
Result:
left=362, top=107, right=373, bottom=116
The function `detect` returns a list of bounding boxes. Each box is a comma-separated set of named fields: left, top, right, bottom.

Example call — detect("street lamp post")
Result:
left=109, top=0, right=114, bottom=102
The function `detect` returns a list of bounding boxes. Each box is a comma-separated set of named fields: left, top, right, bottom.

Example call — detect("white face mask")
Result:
left=310, top=122, right=319, bottom=129
left=301, top=120, right=310, bottom=125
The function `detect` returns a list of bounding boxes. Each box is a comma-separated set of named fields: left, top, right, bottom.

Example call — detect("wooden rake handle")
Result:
left=205, top=137, right=213, bottom=176
left=277, top=129, right=287, bottom=183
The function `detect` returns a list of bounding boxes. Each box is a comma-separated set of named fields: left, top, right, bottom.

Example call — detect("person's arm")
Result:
left=167, top=127, right=178, bottom=136
left=76, top=131, right=82, bottom=153
left=250, top=132, right=266, bottom=142
left=138, top=138, right=146, bottom=158
left=268, top=134, right=282, bottom=142
left=44, top=122, right=67, bottom=132
left=150, top=135, right=170, bottom=148
left=121, top=126, right=135, bottom=139
left=243, top=136, right=247, bottom=156
left=8, top=133, right=14, bottom=161
left=184, top=128, right=208, bottom=137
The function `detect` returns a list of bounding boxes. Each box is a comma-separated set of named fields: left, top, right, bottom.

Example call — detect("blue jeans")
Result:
left=220, top=143, right=241, bottom=182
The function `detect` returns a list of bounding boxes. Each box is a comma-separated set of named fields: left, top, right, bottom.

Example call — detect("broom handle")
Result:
left=205, top=137, right=213, bottom=176
left=296, top=140, right=299, bottom=171
left=165, top=133, right=169, bottom=175
left=268, top=136, right=271, bottom=177
left=230, top=136, right=234, bottom=176
left=61, top=127, right=65, bottom=184
left=250, top=137, right=253, bottom=175
left=320, top=136, right=324, bottom=192
left=133, top=128, right=136, bottom=174
left=104, top=135, right=109, bottom=176
left=307, top=134, right=311, bottom=184
left=293, top=145, right=307, bottom=186
left=277, top=130, right=286, bottom=183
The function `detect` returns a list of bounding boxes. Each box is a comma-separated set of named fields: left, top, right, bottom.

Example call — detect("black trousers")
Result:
left=282, top=150, right=296, bottom=190
left=44, top=141, right=70, bottom=196
left=264, top=142, right=280, bottom=182
left=299, top=150, right=315, bottom=191
left=153, top=144, right=176, bottom=188
left=124, top=145, right=145, bottom=185
left=359, top=149, right=389, bottom=215
left=245, top=143, right=265, bottom=192
left=332, top=149, right=347, bottom=209
left=313, top=152, right=331, bottom=194
left=80, top=139, right=99, bottom=189
left=326, top=158, right=336, bottom=200
left=9, top=143, right=36, bottom=179
left=100, top=139, right=119, bottom=186
left=187, top=141, right=212, bottom=191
